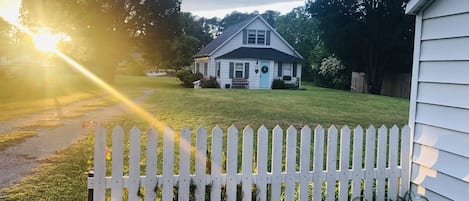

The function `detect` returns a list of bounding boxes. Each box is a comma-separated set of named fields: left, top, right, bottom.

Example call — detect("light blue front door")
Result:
left=259, top=61, right=270, bottom=88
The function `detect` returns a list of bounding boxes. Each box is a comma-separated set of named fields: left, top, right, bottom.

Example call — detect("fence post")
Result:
left=87, top=170, right=94, bottom=201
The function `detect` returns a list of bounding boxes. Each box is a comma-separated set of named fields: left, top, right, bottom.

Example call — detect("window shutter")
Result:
left=278, top=62, right=282, bottom=77
left=266, top=30, right=271, bottom=45
left=245, top=63, right=249, bottom=79
left=204, top=63, right=208, bottom=75
left=229, top=62, right=234, bottom=78
left=293, top=63, right=297, bottom=77
left=243, top=29, right=247, bottom=44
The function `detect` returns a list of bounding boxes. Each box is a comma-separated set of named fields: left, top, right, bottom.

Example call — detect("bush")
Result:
left=313, top=56, right=350, bottom=90
left=200, top=76, right=219, bottom=88
left=123, top=58, right=147, bottom=76
left=271, top=79, right=287, bottom=89
left=176, top=70, right=204, bottom=88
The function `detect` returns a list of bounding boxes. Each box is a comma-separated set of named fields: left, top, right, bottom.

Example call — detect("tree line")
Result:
left=0, top=0, right=414, bottom=94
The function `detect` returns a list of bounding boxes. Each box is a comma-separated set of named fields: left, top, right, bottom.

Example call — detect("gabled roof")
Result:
left=216, top=47, right=303, bottom=63
left=406, top=0, right=433, bottom=14
left=194, top=15, right=303, bottom=59
left=194, top=18, right=254, bottom=58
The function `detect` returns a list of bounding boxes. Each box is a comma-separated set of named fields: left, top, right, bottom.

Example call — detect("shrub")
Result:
left=271, top=79, right=287, bottom=89
left=200, top=76, right=219, bottom=88
left=123, top=58, right=147, bottom=76
left=176, top=70, right=204, bottom=88
left=313, top=56, right=350, bottom=90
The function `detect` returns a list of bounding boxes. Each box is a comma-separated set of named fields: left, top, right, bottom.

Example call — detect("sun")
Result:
left=33, top=33, right=60, bottom=52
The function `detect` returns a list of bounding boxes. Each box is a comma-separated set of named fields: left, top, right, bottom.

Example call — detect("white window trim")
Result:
left=257, top=30, right=265, bottom=45
left=235, top=63, right=244, bottom=78
left=247, top=29, right=267, bottom=45
left=283, top=65, right=292, bottom=76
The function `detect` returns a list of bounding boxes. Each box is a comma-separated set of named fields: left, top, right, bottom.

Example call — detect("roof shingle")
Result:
left=216, top=47, right=303, bottom=63
left=193, top=17, right=254, bottom=58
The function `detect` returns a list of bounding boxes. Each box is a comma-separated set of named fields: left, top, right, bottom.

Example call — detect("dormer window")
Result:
left=243, top=29, right=271, bottom=46
left=248, top=30, right=256, bottom=44
left=257, top=30, right=265, bottom=45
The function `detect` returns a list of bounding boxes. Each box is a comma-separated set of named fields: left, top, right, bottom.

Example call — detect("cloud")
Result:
left=182, top=0, right=304, bottom=12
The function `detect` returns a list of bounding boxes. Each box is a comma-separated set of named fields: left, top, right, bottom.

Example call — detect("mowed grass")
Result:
left=131, top=76, right=409, bottom=130
left=0, top=76, right=410, bottom=200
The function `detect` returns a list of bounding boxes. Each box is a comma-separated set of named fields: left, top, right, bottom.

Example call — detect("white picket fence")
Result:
left=88, top=124, right=411, bottom=201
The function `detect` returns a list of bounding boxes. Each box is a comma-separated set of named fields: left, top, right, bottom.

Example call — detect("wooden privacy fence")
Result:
left=88, top=125, right=411, bottom=201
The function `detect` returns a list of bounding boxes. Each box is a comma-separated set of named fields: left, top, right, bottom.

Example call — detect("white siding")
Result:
left=217, top=59, right=261, bottom=89
left=212, top=18, right=298, bottom=59
left=409, top=1, right=469, bottom=199
left=423, top=0, right=469, bottom=19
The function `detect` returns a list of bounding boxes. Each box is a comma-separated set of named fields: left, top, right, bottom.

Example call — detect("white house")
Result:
left=406, top=0, right=469, bottom=200
left=193, top=15, right=303, bottom=89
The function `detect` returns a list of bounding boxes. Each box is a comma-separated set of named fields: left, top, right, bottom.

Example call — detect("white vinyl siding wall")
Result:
left=212, top=18, right=298, bottom=59
left=216, top=59, right=261, bottom=89
left=409, top=1, right=469, bottom=200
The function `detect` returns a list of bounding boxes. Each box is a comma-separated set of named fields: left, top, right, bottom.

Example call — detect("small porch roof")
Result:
left=216, top=47, right=303, bottom=63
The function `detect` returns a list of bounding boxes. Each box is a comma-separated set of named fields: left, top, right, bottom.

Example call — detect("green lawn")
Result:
left=125, top=76, right=409, bottom=130
left=0, top=75, right=410, bottom=200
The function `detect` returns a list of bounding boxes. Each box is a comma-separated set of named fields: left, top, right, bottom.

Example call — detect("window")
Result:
left=235, top=63, right=244, bottom=78
left=216, top=62, right=221, bottom=77
left=203, top=63, right=208, bottom=75
left=196, top=63, right=200, bottom=73
left=283, top=65, right=292, bottom=76
left=257, top=30, right=265, bottom=45
left=248, top=30, right=256, bottom=44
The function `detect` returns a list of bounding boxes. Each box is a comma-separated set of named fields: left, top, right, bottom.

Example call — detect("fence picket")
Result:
left=313, top=126, right=325, bottom=201
left=145, top=128, right=158, bottom=201
left=178, top=127, right=191, bottom=201
left=226, top=126, right=238, bottom=201
left=271, top=126, right=283, bottom=200
left=256, top=126, right=269, bottom=201
left=351, top=126, right=364, bottom=198
left=338, top=126, right=351, bottom=201
left=299, top=126, right=312, bottom=201
left=364, top=126, right=376, bottom=200
left=376, top=126, right=388, bottom=200
left=162, top=127, right=175, bottom=200
left=285, top=126, right=298, bottom=200
left=388, top=125, right=399, bottom=200
left=88, top=124, right=411, bottom=201
left=93, top=126, right=106, bottom=201
left=326, top=126, right=338, bottom=201
left=210, top=126, right=223, bottom=201
left=128, top=126, right=141, bottom=201
left=111, top=126, right=124, bottom=201
left=195, top=127, right=207, bottom=201
left=241, top=126, right=254, bottom=201
left=400, top=125, right=411, bottom=197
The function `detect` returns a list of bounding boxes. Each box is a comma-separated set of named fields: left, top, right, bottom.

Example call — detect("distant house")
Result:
left=406, top=0, right=469, bottom=200
left=193, top=15, right=303, bottom=89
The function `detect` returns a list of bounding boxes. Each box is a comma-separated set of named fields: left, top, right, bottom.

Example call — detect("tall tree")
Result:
left=0, top=18, right=12, bottom=57
left=261, top=10, right=281, bottom=28
left=20, top=0, right=180, bottom=83
left=219, top=11, right=257, bottom=31
left=276, top=7, right=321, bottom=81
left=307, top=0, right=414, bottom=94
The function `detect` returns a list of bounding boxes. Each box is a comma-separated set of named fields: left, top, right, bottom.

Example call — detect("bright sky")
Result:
left=182, top=0, right=306, bottom=18
left=0, top=0, right=21, bottom=23
left=0, top=0, right=306, bottom=23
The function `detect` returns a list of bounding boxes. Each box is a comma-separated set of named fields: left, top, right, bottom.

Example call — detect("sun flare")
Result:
left=33, top=33, right=60, bottom=52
